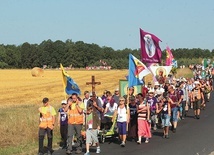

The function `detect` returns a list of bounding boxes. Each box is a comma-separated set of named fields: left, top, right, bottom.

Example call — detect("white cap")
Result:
left=154, top=82, right=159, bottom=86
left=171, top=85, right=176, bottom=89
left=61, top=100, right=67, bottom=104
left=194, top=81, right=200, bottom=85
left=115, top=88, right=119, bottom=91
left=148, top=89, right=154, bottom=93
left=182, top=78, right=187, bottom=82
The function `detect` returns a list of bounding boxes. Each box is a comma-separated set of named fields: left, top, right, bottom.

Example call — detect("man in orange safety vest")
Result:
left=38, top=97, right=56, bottom=155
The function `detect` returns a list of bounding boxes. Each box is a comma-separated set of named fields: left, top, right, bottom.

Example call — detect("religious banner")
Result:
left=149, top=66, right=172, bottom=84
left=119, top=80, right=142, bottom=97
left=165, top=46, right=174, bottom=66
left=140, top=28, right=162, bottom=63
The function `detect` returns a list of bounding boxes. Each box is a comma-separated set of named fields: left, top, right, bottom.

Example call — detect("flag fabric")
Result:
left=203, top=59, right=208, bottom=69
left=172, top=60, right=178, bottom=68
left=165, top=46, right=174, bottom=66
left=60, top=63, right=81, bottom=95
left=128, top=54, right=151, bottom=87
left=140, top=28, right=162, bottom=63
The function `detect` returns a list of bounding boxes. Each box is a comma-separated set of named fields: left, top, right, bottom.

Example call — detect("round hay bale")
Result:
left=31, top=67, right=44, bottom=77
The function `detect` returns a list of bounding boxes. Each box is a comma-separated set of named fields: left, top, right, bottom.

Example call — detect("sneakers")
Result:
left=84, top=152, right=90, bottom=155
left=96, top=147, right=101, bottom=153
left=197, top=115, right=200, bottom=119
left=72, top=141, right=76, bottom=146
left=137, top=141, right=141, bottom=144
left=153, top=125, right=157, bottom=131
left=194, top=115, right=197, bottom=119
left=173, top=128, right=176, bottom=133
left=120, top=141, right=125, bottom=147
left=145, top=138, right=149, bottom=143
left=165, top=135, right=169, bottom=139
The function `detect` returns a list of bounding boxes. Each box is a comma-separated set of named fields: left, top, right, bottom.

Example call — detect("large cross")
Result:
left=86, top=75, right=101, bottom=93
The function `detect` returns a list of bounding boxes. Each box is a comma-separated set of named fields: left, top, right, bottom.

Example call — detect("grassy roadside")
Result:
left=0, top=136, right=61, bottom=155
left=0, top=68, right=193, bottom=155
left=0, top=103, right=62, bottom=155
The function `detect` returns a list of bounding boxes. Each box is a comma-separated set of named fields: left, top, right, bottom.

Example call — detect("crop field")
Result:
left=0, top=69, right=139, bottom=154
left=0, top=68, right=191, bottom=154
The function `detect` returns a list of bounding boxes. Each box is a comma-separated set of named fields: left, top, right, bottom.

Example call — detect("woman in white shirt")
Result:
left=104, top=99, right=118, bottom=117
left=103, top=99, right=118, bottom=130
left=113, top=97, right=130, bottom=147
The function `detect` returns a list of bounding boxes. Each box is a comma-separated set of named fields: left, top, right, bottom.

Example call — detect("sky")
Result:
left=0, top=0, right=214, bottom=51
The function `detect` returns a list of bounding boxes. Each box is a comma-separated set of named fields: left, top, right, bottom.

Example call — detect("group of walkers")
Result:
left=37, top=67, right=213, bottom=155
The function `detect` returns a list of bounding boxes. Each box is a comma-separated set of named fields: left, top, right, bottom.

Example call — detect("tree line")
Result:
left=0, top=39, right=213, bottom=69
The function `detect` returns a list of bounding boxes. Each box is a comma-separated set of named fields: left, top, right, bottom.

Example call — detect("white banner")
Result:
left=149, top=66, right=172, bottom=77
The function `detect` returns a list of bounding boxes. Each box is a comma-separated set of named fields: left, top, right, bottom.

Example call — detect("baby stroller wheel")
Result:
left=99, top=133, right=105, bottom=143
left=102, top=136, right=105, bottom=143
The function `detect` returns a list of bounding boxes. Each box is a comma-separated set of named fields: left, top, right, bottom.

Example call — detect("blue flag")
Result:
left=60, top=64, right=81, bottom=95
left=128, top=54, right=151, bottom=87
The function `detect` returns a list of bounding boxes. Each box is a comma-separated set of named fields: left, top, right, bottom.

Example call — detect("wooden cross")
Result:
left=86, top=75, right=101, bottom=93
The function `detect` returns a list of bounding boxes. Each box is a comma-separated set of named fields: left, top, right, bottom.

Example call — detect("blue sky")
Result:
left=1, top=0, right=214, bottom=51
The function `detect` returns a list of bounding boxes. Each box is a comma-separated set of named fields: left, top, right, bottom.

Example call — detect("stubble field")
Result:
left=0, top=68, right=190, bottom=154
left=0, top=69, right=138, bottom=155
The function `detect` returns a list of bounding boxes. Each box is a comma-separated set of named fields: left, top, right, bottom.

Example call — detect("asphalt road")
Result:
left=53, top=94, right=214, bottom=155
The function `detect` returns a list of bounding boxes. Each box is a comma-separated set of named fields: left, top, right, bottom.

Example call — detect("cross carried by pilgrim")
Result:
left=86, top=75, right=101, bottom=94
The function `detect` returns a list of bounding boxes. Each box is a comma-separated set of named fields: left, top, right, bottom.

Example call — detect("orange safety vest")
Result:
left=68, top=106, right=83, bottom=124
left=39, top=106, right=54, bottom=129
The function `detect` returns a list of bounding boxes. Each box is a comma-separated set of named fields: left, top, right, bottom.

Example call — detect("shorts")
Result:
left=117, top=122, right=127, bottom=135
left=86, top=129, right=99, bottom=144
left=193, top=99, right=201, bottom=110
left=171, top=107, right=178, bottom=122
left=161, top=114, right=170, bottom=127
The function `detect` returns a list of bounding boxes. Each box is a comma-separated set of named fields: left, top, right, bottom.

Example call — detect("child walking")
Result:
left=84, top=105, right=101, bottom=155
left=57, top=100, right=68, bottom=149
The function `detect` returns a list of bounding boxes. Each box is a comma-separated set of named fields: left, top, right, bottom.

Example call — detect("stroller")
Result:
left=98, top=115, right=118, bottom=143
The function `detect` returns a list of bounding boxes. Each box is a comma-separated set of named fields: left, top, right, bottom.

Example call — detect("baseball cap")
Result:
left=61, top=100, right=67, bottom=105
left=154, top=82, right=160, bottom=86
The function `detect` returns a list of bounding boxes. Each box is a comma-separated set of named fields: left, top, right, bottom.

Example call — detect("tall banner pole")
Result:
left=126, top=87, right=129, bottom=133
